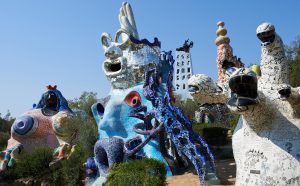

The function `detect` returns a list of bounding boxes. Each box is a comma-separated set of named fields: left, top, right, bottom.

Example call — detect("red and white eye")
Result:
left=124, top=91, right=141, bottom=108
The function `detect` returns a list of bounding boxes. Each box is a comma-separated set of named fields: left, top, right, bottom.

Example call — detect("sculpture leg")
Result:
left=94, top=137, right=124, bottom=177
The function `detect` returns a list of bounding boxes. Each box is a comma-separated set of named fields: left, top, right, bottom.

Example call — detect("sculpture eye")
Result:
left=124, top=91, right=141, bottom=108
left=12, top=116, right=38, bottom=136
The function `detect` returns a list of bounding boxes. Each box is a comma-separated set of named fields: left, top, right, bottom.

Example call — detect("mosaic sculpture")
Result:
left=91, top=3, right=218, bottom=185
left=91, top=3, right=173, bottom=184
left=84, top=157, right=98, bottom=184
left=190, top=22, right=243, bottom=126
left=195, top=103, right=230, bottom=124
left=129, top=62, right=216, bottom=186
left=51, top=110, right=81, bottom=162
left=230, top=22, right=300, bottom=185
left=189, top=21, right=300, bottom=185
left=100, top=2, right=160, bottom=90
left=0, top=85, right=72, bottom=172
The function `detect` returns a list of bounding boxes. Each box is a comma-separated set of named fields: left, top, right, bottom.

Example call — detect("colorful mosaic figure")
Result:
left=189, top=21, right=300, bottom=185
left=91, top=3, right=220, bottom=186
left=0, top=85, right=72, bottom=172
left=129, top=64, right=218, bottom=185
left=91, top=3, right=174, bottom=184
left=230, top=22, right=300, bottom=186
left=189, top=22, right=242, bottom=126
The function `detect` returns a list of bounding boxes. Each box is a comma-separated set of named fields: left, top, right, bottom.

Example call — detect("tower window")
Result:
left=177, top=55, right=179, bottom=59
left=177, top=76, right=179, bottom=80
left=188, top=68, right=191, bottom=73
left=183, top=84, right=186, bottom=89
left=182, top=75, right=185, bottom=80
left=187, top=61, right=190, bottom=65
left=181, top=55, right=184, bottom=59
left=176, top=84, right=180, bottom=89
left=187, top=55, right=189, bottom=59
left=187, top=74, right=191, bottom=79
left=177, top=62, right=180, bottom=67
left=177, top=69, right=179, bottom=74
left=182, top=61, right=184, bottom=66
left=181, top=68, right=185, bottom=73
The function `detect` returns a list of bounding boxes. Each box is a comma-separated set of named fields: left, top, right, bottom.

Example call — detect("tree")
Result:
left=173, top=95, right=199, bottom=120
left=68, top=91, right=98, bottom=118
left=286, top=37, right=300, bottom=87
left=0, top=111, right=15, bottom=150
left=67, top=91, right=98, bottom=154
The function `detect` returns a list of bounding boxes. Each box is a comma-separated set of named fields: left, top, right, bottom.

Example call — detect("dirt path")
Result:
left=167, top=159, right=236, bottom=186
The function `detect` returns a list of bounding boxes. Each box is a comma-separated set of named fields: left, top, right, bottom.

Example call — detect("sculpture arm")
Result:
left=279, top=86, right=300, bottom=117
left=278, top=86, right=300, bottom=103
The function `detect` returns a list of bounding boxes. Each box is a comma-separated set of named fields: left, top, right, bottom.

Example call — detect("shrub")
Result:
left=106, top=158, right=167, bottom=186
left=0, top=132, right=10, bottom=150
left=0, top=112, right=14, bottom=151
left=59, top=145, right=87, bottom=186
left=41, top=144, right=90, bottom=186
left=13, top=147, right=53, bottom=178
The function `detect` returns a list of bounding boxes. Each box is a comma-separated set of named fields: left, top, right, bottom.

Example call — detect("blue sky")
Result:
left=0, top=0, right=299, bottom=117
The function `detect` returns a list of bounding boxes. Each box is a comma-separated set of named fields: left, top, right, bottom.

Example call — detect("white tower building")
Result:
left=173, top=40, right=194, bottom=100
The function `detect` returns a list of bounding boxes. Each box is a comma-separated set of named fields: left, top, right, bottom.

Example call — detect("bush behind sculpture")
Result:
left=0, top=147, right=53, bottom=181
left=106, top=158, right=167, bottom=186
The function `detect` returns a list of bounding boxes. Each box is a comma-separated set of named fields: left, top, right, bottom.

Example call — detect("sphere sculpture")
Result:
left=189, top=22, right=300, bottom=185
left=0, top=85, right=72, bottom=172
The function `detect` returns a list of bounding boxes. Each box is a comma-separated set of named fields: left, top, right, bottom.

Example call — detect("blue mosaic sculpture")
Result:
left=129, top=54, right=215, bottom=186
left=91, top=52, right=174, bottom=178
left=90, top=3, right=216, bottom=185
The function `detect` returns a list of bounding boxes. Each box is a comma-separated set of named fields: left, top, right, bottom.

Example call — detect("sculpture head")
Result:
left=256, top=22, right=284, bottom=51
left=188, top=74, right=225, bottom=104
left=256, top=22, right=276, bottom=46
left=101, top=2, right=161, bottom=89
left=35, top=85, right=73, bottom=116
left=256, top=22, right=289, bottom=86
left=227, top=68, right=258, bottom=107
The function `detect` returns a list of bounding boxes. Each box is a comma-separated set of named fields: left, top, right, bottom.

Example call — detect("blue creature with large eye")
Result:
left=91, top=51, right=217, bottom=186
left=90, top=3, right=217, bottom=185
left=91, top=52, right=174, bottom=180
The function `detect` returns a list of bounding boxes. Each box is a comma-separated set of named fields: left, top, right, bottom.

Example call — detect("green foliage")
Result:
left=192, top=113, right=240, bottom=136
left=50, top=145, right=87, bottom=186
left=44, top=91, right=98, bottom=185
left=67, top=91, right=98, bottom=156
left=7, top=148, right=53, bottom=178
left=68, top=91, right=98, bottom=118
left=0, top=145, right=89, bottom=185
left=173, top=96, right=199, bottom=119
left=0, top=132, right=10, bottom=150
left=16, top=148, right=53, bottom=177
left=0, top=112, right=15, bottom=150
left=286, top=37, right=300, bottom=87
left=106, top=158, right=167, bottom=186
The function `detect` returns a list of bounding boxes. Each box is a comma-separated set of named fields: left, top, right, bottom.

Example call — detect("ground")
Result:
left=167, top=159, right=236, bottom=186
